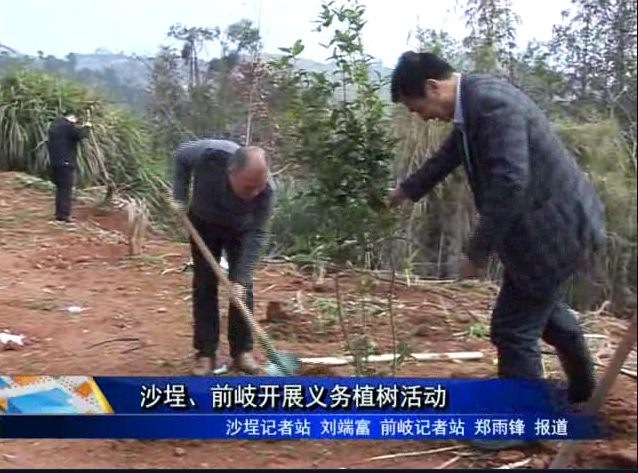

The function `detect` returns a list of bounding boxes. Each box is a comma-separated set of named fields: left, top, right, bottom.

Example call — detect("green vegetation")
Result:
left=0, top=0, right=635, bottom=316
left=268, top=1, right=398, bottom=265
left=0, top=67, right=175, bottom=229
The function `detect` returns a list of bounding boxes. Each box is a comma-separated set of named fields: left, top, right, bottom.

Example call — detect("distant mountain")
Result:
left=72, top=50, right=150, bottom=87
left=70, top=48, right=393, bottom=83
left=1, top=45, right=394, bottom=101
left=0, top=43, right=21, bottom=56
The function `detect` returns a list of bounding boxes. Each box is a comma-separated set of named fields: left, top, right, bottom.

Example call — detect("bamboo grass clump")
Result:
left=0, top=67, right=172, bottom=227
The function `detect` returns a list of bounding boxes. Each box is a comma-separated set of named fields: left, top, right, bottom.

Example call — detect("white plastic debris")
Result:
left=66, top=306, right=87, bottom=314
left=1, top=331, right=25, bottom=349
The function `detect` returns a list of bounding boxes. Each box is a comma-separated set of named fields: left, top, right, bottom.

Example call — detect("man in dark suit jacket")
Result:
left=46, top=111, right=92, bottom=222
left=389, top=52, right=606, bottom=449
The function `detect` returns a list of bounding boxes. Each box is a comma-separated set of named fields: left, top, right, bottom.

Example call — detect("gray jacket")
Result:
left=400, top=73, right=606, bottom=296
left=173, top=139, right=275, bottom=285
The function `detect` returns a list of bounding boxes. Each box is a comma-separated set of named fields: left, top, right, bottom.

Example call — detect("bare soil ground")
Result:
left=1, top=171, right=636, bottom=469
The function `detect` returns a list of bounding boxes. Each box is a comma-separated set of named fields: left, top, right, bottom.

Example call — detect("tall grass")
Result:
left=0, top=67, right=174, bottom=229
left=555, top=119, right=637, bottom=315
left=266, top=176, right=323, bottom=259
left=391, top=108, right=476, bottom=278
left=391, top=112, right=637, bottom=315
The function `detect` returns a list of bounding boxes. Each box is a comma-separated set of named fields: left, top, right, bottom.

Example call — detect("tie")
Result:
left=457, top=124, right=482, bottom=211
left=456, top=123, right=474, bottom=182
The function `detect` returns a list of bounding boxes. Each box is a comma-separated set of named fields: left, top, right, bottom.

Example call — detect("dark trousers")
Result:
left=189, top=212, right=254, bottom=359
left=490, top=274, right=596, bottom=404
left=50, top=165, right=74, bottom=220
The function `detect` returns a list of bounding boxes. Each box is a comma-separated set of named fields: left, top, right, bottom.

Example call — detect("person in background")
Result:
left=46, top=111, right=92, bottom=222
left=173, top=139, right=275, bottom=376
left=388, top=51, right=606, bottom=450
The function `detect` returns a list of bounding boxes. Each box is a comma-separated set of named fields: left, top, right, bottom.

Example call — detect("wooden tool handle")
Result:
left=179, top=211, right=273, bottom=350
left=162, top=183, right=289, bottom=372
left=548, top=315, right=637, bottom=469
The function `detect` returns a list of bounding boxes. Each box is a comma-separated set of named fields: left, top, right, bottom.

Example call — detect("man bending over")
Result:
left=173, top=139, right=275, bottom=375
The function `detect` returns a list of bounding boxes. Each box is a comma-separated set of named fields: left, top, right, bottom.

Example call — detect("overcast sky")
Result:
left=1, top=0, right=572, bottom=67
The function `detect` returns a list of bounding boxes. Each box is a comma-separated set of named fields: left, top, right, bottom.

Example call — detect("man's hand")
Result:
left=83, top=121, right=93, bottom=128
left=230, top=282, right=246, bottom=305
left=387, top=186, right=410, bottom=209
left=460, top=255, right=485, bottom=279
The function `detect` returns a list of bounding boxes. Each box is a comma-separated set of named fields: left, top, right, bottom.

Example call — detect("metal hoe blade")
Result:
left=262, top=351, right=302, bottom=377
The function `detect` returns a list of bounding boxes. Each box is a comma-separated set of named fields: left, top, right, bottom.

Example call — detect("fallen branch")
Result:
left=85, top=337, right=142, bottom=349
left=271, top=162, right=294, bottom=177
left=261, top=257, right=292, bottom=264
left=363, top=445, right=468, bottom=462
left=121, top=343, right=146, bottom=354
left=496, top=458, right=533, bottom=469
left=435, top=456, right=462, bottom=469
left=588, top=300, right=611, bottom=317
left=300, top=351, right=484, bottom=366
left=159, top=253, right=182, bottom=259
left=161, top=261, right=193, bottom=275
left=584, top=334, right=609, bottom=340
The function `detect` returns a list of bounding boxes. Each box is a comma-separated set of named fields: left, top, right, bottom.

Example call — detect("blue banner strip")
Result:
left=0, top=414, right=604, bottom=439
left=92, top=377, right=573, bottom=414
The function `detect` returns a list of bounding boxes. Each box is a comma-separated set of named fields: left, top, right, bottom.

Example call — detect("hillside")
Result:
left=66, top=48, right=392, bottom=79
left=73, top=49, right=392, bottom=75
left=0, top=43, right=20, bottom=56
left=0, top=171, right=636, bottom=469
left=0, top=45, right=394, bottom=104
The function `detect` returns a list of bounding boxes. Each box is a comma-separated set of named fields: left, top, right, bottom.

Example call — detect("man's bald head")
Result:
left=229, top=146, right=268, bottom=173
left=228, top=146, right=270, bottom=200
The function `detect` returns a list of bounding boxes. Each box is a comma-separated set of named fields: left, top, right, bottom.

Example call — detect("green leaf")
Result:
left=291, top=40, right=305, bottom=56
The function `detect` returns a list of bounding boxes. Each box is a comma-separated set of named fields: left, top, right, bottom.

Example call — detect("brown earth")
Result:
left=0, top=172, right=636, bottom=469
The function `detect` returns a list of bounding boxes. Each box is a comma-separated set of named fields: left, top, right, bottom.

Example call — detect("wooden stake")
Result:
left=548, top=315, right=637, bottom=469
